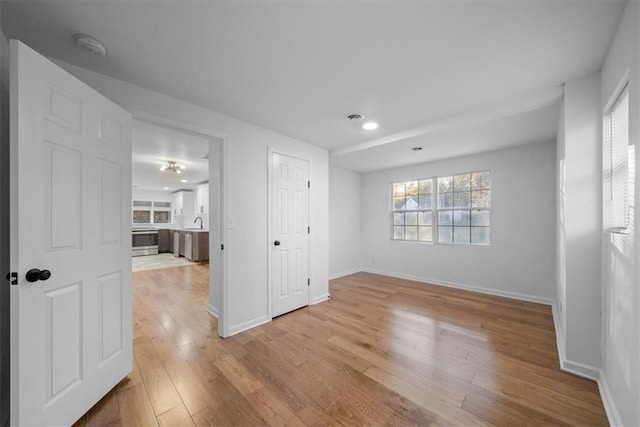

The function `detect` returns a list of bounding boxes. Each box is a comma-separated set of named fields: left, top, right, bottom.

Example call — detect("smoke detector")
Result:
left=73, top=33, right=106, bottom=56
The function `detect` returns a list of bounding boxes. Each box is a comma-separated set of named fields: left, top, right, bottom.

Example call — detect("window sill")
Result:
left=606, top=226, right=629, bottom=234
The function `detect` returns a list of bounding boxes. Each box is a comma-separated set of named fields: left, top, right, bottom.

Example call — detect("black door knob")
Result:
left=274, top=240, right=281, bottom=246
left=26, top=269, right=51, bottom=283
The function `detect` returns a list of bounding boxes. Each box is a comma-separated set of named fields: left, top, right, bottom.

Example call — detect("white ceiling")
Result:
left=132, top=120, right=209, bottom=192
left=1, top=1, right=625, bottom=171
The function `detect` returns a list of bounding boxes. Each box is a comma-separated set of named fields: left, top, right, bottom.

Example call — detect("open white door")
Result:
left=270, top=152, right=310, bottom=317
left=9, top=41, right=132, bottom=425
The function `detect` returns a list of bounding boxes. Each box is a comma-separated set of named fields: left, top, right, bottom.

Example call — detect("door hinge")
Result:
left=307, top=278, right=310, bottom=286
left=220, top=244, right=224, bottom=250
left=307, top=180, right=310, bottom=188
left=6, top=272, right=17, bottom=285
left=308, top=226, right=310, bottom=234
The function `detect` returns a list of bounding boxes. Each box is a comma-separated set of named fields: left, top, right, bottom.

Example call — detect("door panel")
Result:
left=10, top=40, right=132, bottom=426
left=271, top=152, right=309, bottom=317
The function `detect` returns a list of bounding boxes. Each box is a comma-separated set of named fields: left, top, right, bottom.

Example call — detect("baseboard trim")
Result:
left=206, top=304, right=219, bottom=319
left=550, top=302, right=600, bottom=381
left=311, top=293, right=331, bottom=305
left=598, top=372, right=623, bottom=426
left=329, top=269, right=361, bottom=280
left=362, top=268, right=553, bottom=306
left=228, top=315, right=270, bottom=337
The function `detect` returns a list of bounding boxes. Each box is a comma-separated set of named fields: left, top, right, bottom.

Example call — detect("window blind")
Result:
left=603, top=85, right=629, bottom=231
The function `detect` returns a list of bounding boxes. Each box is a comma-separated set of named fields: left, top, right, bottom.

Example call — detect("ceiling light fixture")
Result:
left=73, top=33, right=107, bottom=56
left=160, top=161, right=186, bottom=174
left=163, top=187, right=169, bottom=190
left=362, top=121, right=379, bottom=130
left=181, top=179, right=187, bottom=183
left=412, top=147, right=423, bottom=151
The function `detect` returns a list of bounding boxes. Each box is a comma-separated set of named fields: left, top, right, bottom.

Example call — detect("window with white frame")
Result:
left=132, top=200, right=172, bottom=224
left=392, top=180, right=434, bottom=241
left=603, top=84, right=630, bottom=232
left=391, top=170, right=491, bottom=245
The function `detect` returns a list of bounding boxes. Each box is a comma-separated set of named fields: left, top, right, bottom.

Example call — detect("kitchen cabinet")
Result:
left=172, top=190, right=194, bottom=217
left=189, top=231, right=209, bottom=262
left=195, top=183, right=209, bottom=215
left=157, top=229, right=171, bottom=253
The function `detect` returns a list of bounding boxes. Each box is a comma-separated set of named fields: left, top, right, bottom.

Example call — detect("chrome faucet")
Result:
left=194, top=217, right=203, bottom=229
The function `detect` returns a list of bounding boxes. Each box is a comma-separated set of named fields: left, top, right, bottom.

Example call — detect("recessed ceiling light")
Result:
left=412, top=147, right=423, bottom=151
left=181, top=179, right=187, bottom=183
left=362, top=121, right=379, bottom=130
left=163, top=187, right=169, bottom=190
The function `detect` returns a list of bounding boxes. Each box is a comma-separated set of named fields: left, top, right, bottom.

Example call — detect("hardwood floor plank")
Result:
left=79, top=267, right=607, bottom=426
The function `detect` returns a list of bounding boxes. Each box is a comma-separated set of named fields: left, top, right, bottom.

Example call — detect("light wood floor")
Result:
left=75, top=268, right=608, bottom=426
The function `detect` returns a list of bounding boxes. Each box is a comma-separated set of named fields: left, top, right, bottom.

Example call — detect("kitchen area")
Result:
left=131, top=120, right=212, bottom=272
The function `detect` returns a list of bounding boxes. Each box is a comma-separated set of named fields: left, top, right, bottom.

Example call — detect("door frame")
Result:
left=131, top=111, right=230, bottom=337
left=267, top=147, right=312, bottom=319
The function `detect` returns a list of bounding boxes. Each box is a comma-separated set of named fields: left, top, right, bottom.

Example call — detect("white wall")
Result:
left=0, top=14, right=10, bottom=426
left=555, top=101, right=567, bottom=362
left=554, top=72, right=602, bottom=377
left=51, top=59, right=329, bottom=337
left=329, top=167, right=362, bottom=279
left=361, top=141, right=556, bottom=302
left=599, top=1, right=640, bottom=425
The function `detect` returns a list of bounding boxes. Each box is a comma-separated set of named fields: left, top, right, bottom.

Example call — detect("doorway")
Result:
left=130, top=116, right=226, bottom=337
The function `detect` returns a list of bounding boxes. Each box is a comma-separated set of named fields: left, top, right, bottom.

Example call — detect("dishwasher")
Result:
left=173, top=231, right=180, bottom=257
left=184, top=232, right=193, bottom=260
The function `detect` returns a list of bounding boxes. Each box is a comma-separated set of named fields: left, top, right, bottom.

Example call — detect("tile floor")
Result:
left=132, top=253, right=201, bottom=272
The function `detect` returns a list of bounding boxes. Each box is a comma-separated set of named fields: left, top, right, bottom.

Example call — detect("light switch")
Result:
left=227, top=215, right=236, bottom=229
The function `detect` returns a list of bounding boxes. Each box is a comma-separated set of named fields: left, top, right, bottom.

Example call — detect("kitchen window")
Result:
left=391, top=170, right=491, bottom=245
left=132, top=200, right=172, bottom=224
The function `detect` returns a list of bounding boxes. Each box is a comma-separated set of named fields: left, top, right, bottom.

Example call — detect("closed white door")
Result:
left=9, top=40, right=132, bottom=425
left=271, top=152, right=310, bottom=317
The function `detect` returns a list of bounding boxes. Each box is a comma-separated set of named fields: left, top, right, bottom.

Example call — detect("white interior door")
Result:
left=9, top=40, right=132, bottom=425
left=271, top=152, right=310, bottom=317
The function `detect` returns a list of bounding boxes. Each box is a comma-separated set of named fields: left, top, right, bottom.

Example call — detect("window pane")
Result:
left=154, top=201, right=171, bottom=209
left=453, top=210, right=471, bottom=226
left=405, top=212, right=418, bottom=226
left=453, top=191, right=470, bottom=208
left=133, top=200, right=152, bottom=208
left=154, top=211, right=170, bottom=223
left=404, top=197, right=419, bottom=210
left=471, top=227, right=490, bottom=244
left=419, top=194, right=432, bottom=209
left=418, top=211, right=432, bottom=225
left=438, top=226, right=453, bottom=243
left=454, top=174, right=471, bottom=191
left=471, top=171, right=491, bottom=190
left=418, top=226, right=432, bottom=242
left=405, top=226, right=418, bottom=240
left=438, top=176, right=453, bottom=193
left=419, top=180, right=432, bottom=194
left=393, top=226, right=404, bottom=240
left=133, top=210, right=151, bottom=224
left=453, top=227, right=471, bottom=243
left=438, top=193, right=453, bottom=208
left=393, top=212, right=404, bottom=225
left=405, top=181, right=419, bottom=197
left=472, top=190, right=491, bottom=208
left=393, top=183, right=405, bottom=197
left=394, top=196, right=406, bottom=210
left=438, top=211, right=453, bottom=225
left=471, top=210, right=490, bottom=226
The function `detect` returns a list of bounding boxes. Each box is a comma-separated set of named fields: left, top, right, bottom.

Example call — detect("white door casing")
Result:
left=270, top=152, right=310, bottom=317
left=10, top=41, right=132, bottom=425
